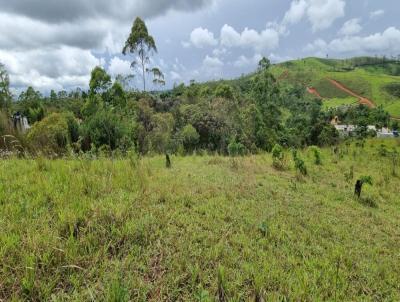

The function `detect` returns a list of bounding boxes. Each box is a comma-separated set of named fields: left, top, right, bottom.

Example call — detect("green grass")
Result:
left=312, top=79, right=349, bottom=99
left=322, top=97, right=358, bottom=110
left=1, top=139, right=400, bottom=300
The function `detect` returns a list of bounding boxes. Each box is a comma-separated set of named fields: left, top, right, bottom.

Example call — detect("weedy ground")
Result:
left=0, top=139, right=400, bottom=301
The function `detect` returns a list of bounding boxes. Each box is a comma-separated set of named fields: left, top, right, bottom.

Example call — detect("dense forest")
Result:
left=0, top=18, right=393, bottom=157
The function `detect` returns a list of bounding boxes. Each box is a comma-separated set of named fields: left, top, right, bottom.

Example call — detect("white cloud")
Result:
left=370, top=9, right=385, bottom=19
left=203, top=55, right=224, bottom=68
left=338, top=18, right=362, bottom=36
left=233, top=54, right=262, bottom=68
left=108, top=57, right=132, bottom=77
left=220, top=24, right=242, bottom=48
left=0, top=0, right=218, bottom=91
left=305, top=27, right=400, bottom=55
left=307, top=0, right=345, bottom=32
left=220, top=24, right=280, bottom=52
left=283, top=0, right=345, bottom=32
left=189, top=27, right=218, bottom=48
left=0, top=46, right=99, bottom=91
left=283, top=0, right=307, bottom=25
left=212, top=48, right=228, bottom=57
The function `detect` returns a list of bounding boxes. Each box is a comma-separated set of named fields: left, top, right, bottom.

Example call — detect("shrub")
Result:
left=215, top=84, right=234, bottom=99
left=81, top=109, right=134, bottom=151
left=310, top=146, right=322, bottom=165
left=27, top=112, right=78, bottom=155
left=180, top=124, right=200, bottom=154
left=272, top=144, right=284, bottom=169
left=292, top=149, right=307, bottom=176
left=228, top=139, right=246, bottom=157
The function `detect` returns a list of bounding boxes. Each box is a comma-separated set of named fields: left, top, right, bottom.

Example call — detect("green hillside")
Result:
left=271, top=57, right=400, bottom=117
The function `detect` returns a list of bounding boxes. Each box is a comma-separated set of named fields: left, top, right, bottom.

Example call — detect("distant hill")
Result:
left=269, top=57, right=400, bottom=117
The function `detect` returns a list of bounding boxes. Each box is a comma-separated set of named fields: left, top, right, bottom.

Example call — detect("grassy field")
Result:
left=1, top=139, right=400, bottom=301
left=322, top=97, right=358, bottom=110
left=272, top=58, right=400, bottom=116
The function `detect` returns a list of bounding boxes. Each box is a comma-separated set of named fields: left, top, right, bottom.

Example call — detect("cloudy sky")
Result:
left=0, top=0, right=399, bottom=93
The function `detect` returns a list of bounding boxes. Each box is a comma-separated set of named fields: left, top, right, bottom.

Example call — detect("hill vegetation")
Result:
left=270, top=57, right=400, bottom=117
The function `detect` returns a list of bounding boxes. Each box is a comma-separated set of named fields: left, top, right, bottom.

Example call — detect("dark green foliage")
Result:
left=81, top=109, right=134, bottom=151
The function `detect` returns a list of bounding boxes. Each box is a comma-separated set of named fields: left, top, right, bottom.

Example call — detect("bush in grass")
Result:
left=179, top=124, right=200, bottom=154
left=228, top=139, right=246, bottom=157
left=27, top=112, right=79, bottom=155
left=272, top=144, right=285, bottom=169
left=354, top=175, right=373, bottom=198
left=310, top=146, right=322, bottom=165
left=292, top=149, right=307, bottom=176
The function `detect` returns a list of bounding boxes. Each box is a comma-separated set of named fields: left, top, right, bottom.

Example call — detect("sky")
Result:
left=0, top=0, right=399, bottom=93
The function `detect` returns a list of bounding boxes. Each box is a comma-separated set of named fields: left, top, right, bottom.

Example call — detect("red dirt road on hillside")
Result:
left=307, top=87, right=323, bottom=99
left=327, top=79, right=376, bottom=108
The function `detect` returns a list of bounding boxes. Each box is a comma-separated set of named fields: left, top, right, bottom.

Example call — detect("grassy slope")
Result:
left=272, top=58, right=400, bottom=116
left=1, top=139, right=400, bottom=301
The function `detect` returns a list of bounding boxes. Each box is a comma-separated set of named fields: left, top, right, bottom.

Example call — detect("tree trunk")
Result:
left=142, top=60, right=146, bottom=92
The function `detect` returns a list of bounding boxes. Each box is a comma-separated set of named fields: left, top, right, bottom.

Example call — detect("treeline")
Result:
left=1, top=59, right=392, bottom=157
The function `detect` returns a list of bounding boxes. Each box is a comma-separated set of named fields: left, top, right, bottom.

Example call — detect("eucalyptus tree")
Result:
left=123, top=17, right=164, bottom=91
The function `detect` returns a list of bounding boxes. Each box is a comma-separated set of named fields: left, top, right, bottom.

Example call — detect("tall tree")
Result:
left=0, top=63, right=12, bottom=111
left=123, top=17, right=161, bottom=91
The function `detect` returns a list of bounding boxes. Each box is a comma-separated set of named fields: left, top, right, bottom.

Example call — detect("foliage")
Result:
left=360, top=175, right=373, bottom=186
left=272, top=144, right=284, bottom=169
left=309, top=146, right=322, bottom=165
left=292, top=149, right=307, bottom=176
left=214, top=84, right=234, bottom=99
left=27, top=112, right=79, bottom=155
left=179, top=124, right=200, bottom=153
left=227, top=139, right=246, bottom=157
left=89, top=66, right=111, bottom=95
left=0, top=63, right=12, bottom=111
left=81, top=109, right=134, bottom=151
